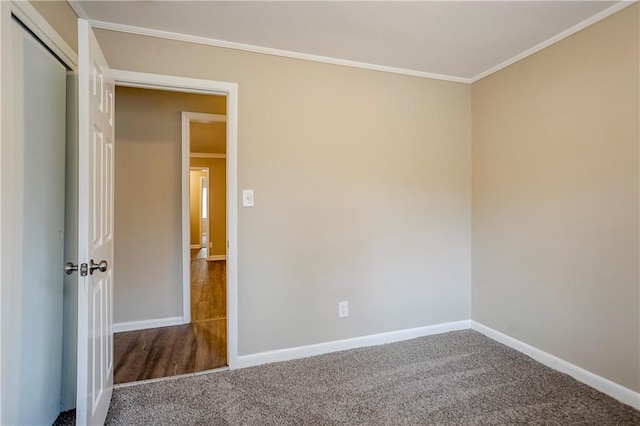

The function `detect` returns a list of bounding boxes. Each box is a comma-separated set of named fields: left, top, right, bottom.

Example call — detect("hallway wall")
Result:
left=114, top=87, right=226, bottom=324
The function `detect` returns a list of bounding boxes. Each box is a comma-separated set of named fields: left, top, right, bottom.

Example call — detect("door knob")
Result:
left=89, top=259, right=108, bottom=275
left=64, top=262, right=78, bottom=275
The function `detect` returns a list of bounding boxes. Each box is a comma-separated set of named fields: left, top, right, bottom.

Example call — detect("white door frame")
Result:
left=0, top=1, right=78, bottom=422
left=112, top=70, right=239, bottom=368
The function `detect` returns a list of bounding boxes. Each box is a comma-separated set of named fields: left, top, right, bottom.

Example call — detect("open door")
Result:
left=76, top=19, right=115, bottom=425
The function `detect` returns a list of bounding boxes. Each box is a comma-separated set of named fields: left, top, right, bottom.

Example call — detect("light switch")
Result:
left=242, top=189, right=254, bottom=207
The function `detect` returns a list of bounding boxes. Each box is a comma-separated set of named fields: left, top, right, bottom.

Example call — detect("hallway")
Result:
left=113, top=257, right=227, bottom=384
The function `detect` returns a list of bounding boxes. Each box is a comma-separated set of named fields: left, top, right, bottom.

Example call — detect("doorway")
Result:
left=187, top=113, right=229, bottom=372
left=1, top=6, right=239, bottom=423
left=111, top=88, right=231, bottom=383
left=190, top=167, right=209, bottom=256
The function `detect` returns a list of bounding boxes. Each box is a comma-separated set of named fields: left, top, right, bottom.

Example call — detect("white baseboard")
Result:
left=234, top=320, right=470, bottom=369
left=190, top=244, right=202, bottom=249
left=114, top=315, right=636, bottom=410
left=113, top=316, right=185, bottom=333
left=208, top=255, right=226, bottom=261
left=470, top=321, right=640, bottom=410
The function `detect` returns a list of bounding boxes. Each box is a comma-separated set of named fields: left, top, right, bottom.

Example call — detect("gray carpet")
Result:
left=56, top=330, right=639, bottom=425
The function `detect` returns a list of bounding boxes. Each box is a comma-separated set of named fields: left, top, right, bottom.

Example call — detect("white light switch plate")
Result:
left=242, top=189, right=254, bottom=207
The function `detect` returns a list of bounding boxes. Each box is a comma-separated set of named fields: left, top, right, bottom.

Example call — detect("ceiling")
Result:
left=75, top=1, right=625, bottom=82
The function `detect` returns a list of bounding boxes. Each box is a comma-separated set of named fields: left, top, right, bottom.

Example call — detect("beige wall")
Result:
left=114, top=86, right=226, bottom=323
left=29, top=1, right=78, bottom=53
left=21, top=0, right=640, bottom=395
left=189, top=170, right=205, bottom=246
left=191, top=158, right=226, bottom=257
left=472, top=4, right=639, bottom=392
left=97, top=29, right=472, bottom=355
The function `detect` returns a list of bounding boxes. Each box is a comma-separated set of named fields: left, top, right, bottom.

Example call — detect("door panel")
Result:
left=77, top=19, right=114, bottom=426
left=6, top=18, right=66, bottom=426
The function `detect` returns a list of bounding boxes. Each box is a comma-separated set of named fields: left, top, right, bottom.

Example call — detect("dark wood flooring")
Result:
left=113, top=256, right=227, bottom=384
left=191, top=256, right=226, bottom=322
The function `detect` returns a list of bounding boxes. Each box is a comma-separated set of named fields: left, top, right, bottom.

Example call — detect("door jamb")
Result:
left=112, top=70, right=239, bottom=368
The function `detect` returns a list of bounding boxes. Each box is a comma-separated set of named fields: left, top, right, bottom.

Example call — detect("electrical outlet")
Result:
left=338, top=301, right=349, bottom=318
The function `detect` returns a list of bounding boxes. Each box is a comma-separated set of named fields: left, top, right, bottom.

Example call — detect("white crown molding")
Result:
left=191, top=153, right=226, bottom=159
left=470, top=321, right=640, bottom=410
left=470, top=0, right=637, bottom=83
left=88, top=19, right=472, bottom=84
left=66, top=0, right=88, bottom=20
left=70, top=0, right=635, bottom=85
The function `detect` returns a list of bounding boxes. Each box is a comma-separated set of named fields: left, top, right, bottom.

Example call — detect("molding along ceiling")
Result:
left=72, top=1, right=634, bottom=83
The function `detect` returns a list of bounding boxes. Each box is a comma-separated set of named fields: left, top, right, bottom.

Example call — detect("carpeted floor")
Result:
left=55, top=330, right=639, bottom=425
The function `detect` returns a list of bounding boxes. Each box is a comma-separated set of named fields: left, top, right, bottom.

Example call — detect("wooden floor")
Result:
left=113, top=254, right=227, bottom=384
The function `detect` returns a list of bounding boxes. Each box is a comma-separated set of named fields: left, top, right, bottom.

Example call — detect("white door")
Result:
left=76, top=19, right=115, bottom=426
left=4, top=17, right=66, bottom=426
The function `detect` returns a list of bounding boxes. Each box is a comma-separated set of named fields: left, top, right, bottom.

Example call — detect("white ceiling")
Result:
left=75, top=1, right=625, bottom=82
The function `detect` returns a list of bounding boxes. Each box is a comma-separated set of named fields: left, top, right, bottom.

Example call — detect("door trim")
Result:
left=191, top=153, right=226, bottom=159
left=112, top=69, right=239, bottom=368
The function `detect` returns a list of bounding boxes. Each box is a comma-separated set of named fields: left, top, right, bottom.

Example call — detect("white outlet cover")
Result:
left=338, top=301, right=349, bottom=318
